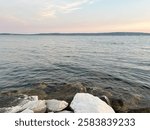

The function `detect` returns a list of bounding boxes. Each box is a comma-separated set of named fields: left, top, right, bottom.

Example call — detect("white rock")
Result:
left=46, top=99, right=68, bottom=112
left=6, top=96, right=46, bottom=113
left=21, top=108, right=34, bottom=113
left=5, top=95, right=38, bottom=113
left=25, top=100, right=46, bottom=113
left=70, top=93, right=115, bottom=113
left=6, top=106, right=22, bottom=113
left=20, top=96, right=46, bottom=113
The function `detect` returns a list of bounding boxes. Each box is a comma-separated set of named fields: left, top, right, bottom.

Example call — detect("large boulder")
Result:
left=70, top=93, right=115, bottom=113
left=46, top=99, right=68, bottom=112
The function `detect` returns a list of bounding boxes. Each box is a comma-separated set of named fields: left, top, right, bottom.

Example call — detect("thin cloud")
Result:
left=58, top=0, right=95, bottom=12
left=40, top=0, right=96, bottom=18
left=0, top=0, right=97, bottom=21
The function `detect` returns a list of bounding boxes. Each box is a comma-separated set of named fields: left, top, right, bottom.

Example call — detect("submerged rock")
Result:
left=87, top=87, right=150, bottom=113
left=0, top=88, right=47, bottom=100
left=0, top=95, right=26, bottom=108
left=0, top=95, right=46, bottom=113
left=46, top=99, right=68, bottom=112
left=70, top=93, right=115, bottom=113
left=25, top=90, right=47, bottom=100
left=36, top=82, right=48, bottom=89
left=0, top=95, right=30, bottom=113
left=128, top=107, right=150, bottom=113
left=46, top=82, right=87, bottom=103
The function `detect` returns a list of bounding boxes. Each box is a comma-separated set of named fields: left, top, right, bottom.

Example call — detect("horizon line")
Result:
left=0, top=32, right=150, bottom=35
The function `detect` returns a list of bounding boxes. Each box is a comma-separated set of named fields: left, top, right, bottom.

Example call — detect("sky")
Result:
left=0, top=0, right=150, bottom=33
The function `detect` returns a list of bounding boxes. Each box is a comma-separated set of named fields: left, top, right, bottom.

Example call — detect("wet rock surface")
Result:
left=0, top=95, right=26, bottom=108
left=45, top=82, right=87, bottom=103
left=87, top=87, right=150, bottom=113
left=0, top=95, right=39, bottom=113
left=0, top=82, right=150, bottom=113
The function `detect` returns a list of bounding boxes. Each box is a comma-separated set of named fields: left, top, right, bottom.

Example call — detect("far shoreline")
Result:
left=0, top=32, right=150, bottom=36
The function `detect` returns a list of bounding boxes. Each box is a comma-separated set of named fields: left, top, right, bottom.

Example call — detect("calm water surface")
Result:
left=0, top=35, right=150, bottom=99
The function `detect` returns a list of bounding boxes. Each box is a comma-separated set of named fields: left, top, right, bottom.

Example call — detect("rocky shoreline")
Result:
left=0, top=93, right=115, bottom=113
left=0, top=82, right=150, bottom=113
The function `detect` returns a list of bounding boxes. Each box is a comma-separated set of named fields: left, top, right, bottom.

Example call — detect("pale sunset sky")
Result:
left=0, top=0, right=150, bottom=33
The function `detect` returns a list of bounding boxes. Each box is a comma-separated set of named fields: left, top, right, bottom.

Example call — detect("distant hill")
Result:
left=0, top=32, right=150, bottom=36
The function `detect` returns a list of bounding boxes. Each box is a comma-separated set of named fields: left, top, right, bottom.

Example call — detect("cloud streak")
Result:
left=0, top=0, right=96, bottom=21
left=40, top=0, right=96, bottom=18
left=57, top=0, right=95, bottom=12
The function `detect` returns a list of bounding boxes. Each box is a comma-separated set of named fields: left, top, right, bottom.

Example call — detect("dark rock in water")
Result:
left=128, top=107, right=150, bottom=113
left=0, top=86, right=47, bottom=100
left=100, top=95, right=111, bottom=106
left=21, top=89, right=47, bottom=100
left=20, top=82, right=48, bottom=99
left=109, top=93, right=146, bottom=113
left=0, top=95, right=29, bottom=113
left=35, top=82, right=48, bottom=89
left=46, top=82, right=87, bottom=103
left=0, top=90, right=21, bottom=97
left=87, top=86, right=150, bottom=113
left=110, top=98, right=124, bottom=112
left=87, top=87, right=113, bottom=100
left=0, top=95, right=25, bottom=108
left=0, top=82, right=87, bottom=104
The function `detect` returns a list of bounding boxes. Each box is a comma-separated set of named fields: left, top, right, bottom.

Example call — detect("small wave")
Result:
left=111, top=42, right=125, bottom=45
